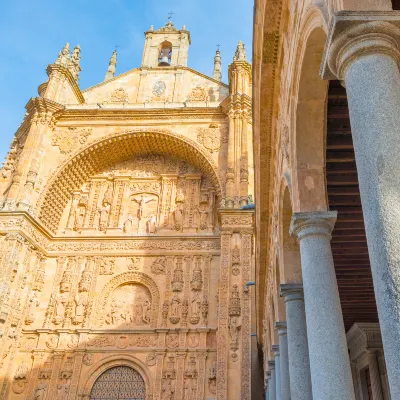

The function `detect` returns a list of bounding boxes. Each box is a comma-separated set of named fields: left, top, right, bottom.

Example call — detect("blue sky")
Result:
left=0, top=0, right=253, bottom=161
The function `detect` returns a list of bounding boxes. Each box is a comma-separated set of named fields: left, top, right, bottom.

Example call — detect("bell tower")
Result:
left=141, top=19, right=191, bottom=68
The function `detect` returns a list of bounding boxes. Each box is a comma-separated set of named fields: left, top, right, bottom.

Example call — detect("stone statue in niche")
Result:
left=54, top=292, right=68, bottom=325
left=170, top=295, right=181, bottom=324
left=197, top=203, right=211, bottom=231
left=105, top=284, right=152, bottom=326
left=228, top=316, right=241, bottom=351
left=98, top=203, right=110, bottom=232
left=34, top=383, right=48, bottom=400
left=73, top=196, right=87, bottom=233
left=190, top=293, right=201, bottom=324
left=173, top=202, right=185, bottom=230
left=25, top=291, right=40, bottom=325
left=73, top=292, right=88, bottom=325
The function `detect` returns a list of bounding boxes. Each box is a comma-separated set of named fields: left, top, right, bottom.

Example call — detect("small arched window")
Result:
left=158, top=41, right=172, bottom=66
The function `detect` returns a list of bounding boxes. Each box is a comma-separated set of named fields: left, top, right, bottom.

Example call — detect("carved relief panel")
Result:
left=61, top=154, right=218, bottom=236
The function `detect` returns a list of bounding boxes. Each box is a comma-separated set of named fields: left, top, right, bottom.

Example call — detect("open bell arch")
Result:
left=37, top=129, right=223, bottom=233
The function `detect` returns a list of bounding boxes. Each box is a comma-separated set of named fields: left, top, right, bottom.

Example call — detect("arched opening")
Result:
left=294, top=26, right=329, bottom=212
left=90, top=366, right=146, bottom=399
left=158, top=41, right=172, bottom=66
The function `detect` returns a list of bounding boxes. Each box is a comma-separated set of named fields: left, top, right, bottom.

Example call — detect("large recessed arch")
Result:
left=95, top=271, right=160, bottom=328
left=37, top=129, right=222, bottom=233
left=290, top=7, right=329, bottom=212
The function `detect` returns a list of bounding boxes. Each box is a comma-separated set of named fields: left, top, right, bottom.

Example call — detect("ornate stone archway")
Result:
left=95, top=271, right=160, bottom=329
left=37, top=129, right=223, bottom=233
left=81, top=354, right=152, bottom=400
left=89, top=366, right=146, bottom=399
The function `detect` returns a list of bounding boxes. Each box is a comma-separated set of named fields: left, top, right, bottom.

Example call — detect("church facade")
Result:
left=0, top=21, right=253, bottom=399
left=253, top=0, right=400, bottom=399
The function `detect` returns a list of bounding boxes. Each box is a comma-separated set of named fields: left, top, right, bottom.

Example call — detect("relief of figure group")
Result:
left=106, top=295, right=151, bottom=327
left=65, top=155, right=216, bottom=236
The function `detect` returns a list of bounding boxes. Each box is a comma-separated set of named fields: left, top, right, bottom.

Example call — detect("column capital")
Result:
left=290, top=211, right=337, bottom=241
left=271, top=344, right=280, bottom=356
left=274, top=321, right=287, bottom=336
left=280, top=283, right=304, bottom=302
left=268, top=360, right=275, bottom=370
left=321, top=12, right=400, bottom=80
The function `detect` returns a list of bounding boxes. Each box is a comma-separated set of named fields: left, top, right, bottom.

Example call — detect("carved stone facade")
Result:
left=0, top=20, right=253, bottom=400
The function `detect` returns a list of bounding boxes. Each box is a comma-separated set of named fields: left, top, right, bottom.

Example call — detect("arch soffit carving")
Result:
left=81, top=353, right=152, bottom=398
left=97, top=271, right=160, bottom=329
left=37, top=129, right=222, bottom=233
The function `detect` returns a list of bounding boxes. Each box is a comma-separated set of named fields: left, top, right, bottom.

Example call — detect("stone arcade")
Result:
left=0, top=20, right=253, bottom=399
left=253, top=0, right=400, bottom=399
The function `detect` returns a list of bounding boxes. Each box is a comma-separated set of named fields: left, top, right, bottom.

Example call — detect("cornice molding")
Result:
left=82, top=66, right=229, bottom=94
left=55, top=106, right=227, bottom=122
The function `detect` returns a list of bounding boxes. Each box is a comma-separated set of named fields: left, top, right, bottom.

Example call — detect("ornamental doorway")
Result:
left=90, top=366, right=146, bottom=400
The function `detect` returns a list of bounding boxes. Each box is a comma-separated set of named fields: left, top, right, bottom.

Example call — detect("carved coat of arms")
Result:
left=197, top=124, right=225, bottom=153
left=52, top=127, right=92, bottom=154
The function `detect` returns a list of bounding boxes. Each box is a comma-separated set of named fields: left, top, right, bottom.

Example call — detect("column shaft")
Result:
left=367, top=352, right=384, bottom=400
left=268, top=361, right=276, bottom=400
left=344, top=52, right=400, bottom=398
left=280, top=284, right=312, bottom=400
left=291, top=212, right=355, bottom=400
left=274, top=351, right=281, bottom=400
left=275, top=322, right=290, bottom=400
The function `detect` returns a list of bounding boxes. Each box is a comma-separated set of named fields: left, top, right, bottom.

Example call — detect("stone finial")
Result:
left=233, top=40, right=247, bottom=61
left=55, top=43, right=70, bottom=66
left=68, top=45, right=82, bottom=81
left=149, top=25, right=154, bottom=31
left=104, top=50, right=117, bottom=81
left=213, top=49, right=222, bottom=82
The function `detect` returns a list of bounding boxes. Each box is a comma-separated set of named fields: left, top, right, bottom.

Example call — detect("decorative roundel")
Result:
left=152, top=81, right=166, bottom=97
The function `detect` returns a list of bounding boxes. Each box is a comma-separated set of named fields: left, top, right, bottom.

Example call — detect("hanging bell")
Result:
left=159, top=55, right=170, bottom=66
